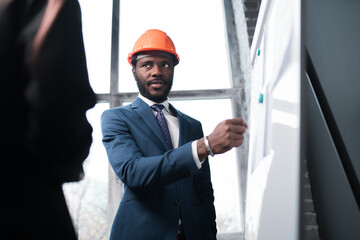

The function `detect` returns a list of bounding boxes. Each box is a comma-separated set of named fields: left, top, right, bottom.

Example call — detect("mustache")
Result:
left=147, top=78, right=166, bottom=86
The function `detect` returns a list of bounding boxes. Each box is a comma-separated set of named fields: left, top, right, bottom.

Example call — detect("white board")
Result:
left=245, top=0, right=302, bottom=239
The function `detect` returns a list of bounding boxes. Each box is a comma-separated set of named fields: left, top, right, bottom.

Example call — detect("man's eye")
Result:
left=142, top=64, right=150, bottom=68
left=163, top=63, right=170, bottom=68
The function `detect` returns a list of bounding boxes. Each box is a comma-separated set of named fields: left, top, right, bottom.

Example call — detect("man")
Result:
left=0, top=1, right=95, bottom=239
left=101, top=29, right=247, bottom=240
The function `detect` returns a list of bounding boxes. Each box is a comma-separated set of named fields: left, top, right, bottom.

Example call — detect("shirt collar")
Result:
left=138, top=94, right=170, bottom=113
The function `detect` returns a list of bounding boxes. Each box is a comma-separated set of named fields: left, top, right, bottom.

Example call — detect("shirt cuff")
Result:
left=191, top=140, right=204, bottom=169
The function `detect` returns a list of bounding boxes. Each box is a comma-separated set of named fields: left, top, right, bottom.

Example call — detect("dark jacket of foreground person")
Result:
left=0, top=1, right=96, bottom=239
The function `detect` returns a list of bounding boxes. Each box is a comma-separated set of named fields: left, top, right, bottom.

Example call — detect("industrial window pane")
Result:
left=79, top=0, right=112, bottom=93
left=63, top=103, right=109, bottom=240
left=118, top=0, right=231, bottom=92
left=171, top=99, right=241, bottom=233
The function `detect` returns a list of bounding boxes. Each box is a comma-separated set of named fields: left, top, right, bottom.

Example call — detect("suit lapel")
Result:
left=132, top=97, right=169, bottom=150
left=170, top=103, right=189, bottom=147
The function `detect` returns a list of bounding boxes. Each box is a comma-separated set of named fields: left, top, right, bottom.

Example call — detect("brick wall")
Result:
left=242, top=0, right=262, bottom=46
left=303, top=164, right=321, bottom=239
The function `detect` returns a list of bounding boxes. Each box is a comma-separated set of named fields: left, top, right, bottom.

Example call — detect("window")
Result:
left=118, top=0, right=231, bottom=92
left=78, top=0, right=112, bottom=93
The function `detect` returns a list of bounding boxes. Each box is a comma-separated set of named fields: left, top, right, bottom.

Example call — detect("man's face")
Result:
left=133, top=55, right=175, bottom=103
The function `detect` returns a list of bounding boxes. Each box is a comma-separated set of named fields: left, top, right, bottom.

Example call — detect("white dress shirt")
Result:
left=138, top=94, right=203, bottom=169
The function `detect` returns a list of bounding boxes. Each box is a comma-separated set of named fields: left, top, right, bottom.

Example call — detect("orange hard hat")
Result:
left=128, top=29, right=180, bottom=66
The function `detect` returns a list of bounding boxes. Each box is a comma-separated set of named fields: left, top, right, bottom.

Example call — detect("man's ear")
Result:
left=132, top=67, right=136, bottom=76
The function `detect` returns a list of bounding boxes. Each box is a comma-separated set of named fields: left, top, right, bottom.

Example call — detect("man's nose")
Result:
left=151, top=64, right=162, bottom=77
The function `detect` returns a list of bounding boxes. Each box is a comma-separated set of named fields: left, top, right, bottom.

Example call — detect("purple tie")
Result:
left=151, top=104, right=173, bottom=149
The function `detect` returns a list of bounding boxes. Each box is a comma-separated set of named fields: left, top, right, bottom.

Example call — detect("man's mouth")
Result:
left=148, top=79, right=166, bottom=88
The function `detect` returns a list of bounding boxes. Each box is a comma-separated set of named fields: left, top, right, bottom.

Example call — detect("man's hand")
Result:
left=197, top=118, right=248, bottom=159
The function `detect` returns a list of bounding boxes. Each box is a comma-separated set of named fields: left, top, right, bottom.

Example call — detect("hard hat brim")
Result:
left=128, top=48, right=180, bottom=66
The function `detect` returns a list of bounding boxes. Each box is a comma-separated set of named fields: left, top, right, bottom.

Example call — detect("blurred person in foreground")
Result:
left=0, top=0, right=95, bottom=239
left=101, top=29, right=248, bottom=240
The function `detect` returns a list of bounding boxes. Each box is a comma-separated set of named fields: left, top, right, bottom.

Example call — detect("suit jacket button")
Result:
left=174, top=200, right=179, bottom=206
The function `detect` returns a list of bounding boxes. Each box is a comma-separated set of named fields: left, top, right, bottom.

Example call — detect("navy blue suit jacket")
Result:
left=101, top=97, right=217, bottom=240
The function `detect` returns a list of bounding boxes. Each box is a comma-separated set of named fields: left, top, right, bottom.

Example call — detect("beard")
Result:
left=134, top=73, right=173, bottom=103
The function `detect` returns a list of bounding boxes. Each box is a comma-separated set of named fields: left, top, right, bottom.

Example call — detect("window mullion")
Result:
left=110, top=0, right=120, bottom=108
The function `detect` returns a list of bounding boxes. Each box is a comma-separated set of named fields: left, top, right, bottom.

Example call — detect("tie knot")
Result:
left=151, top=104, right=165, bottom=112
